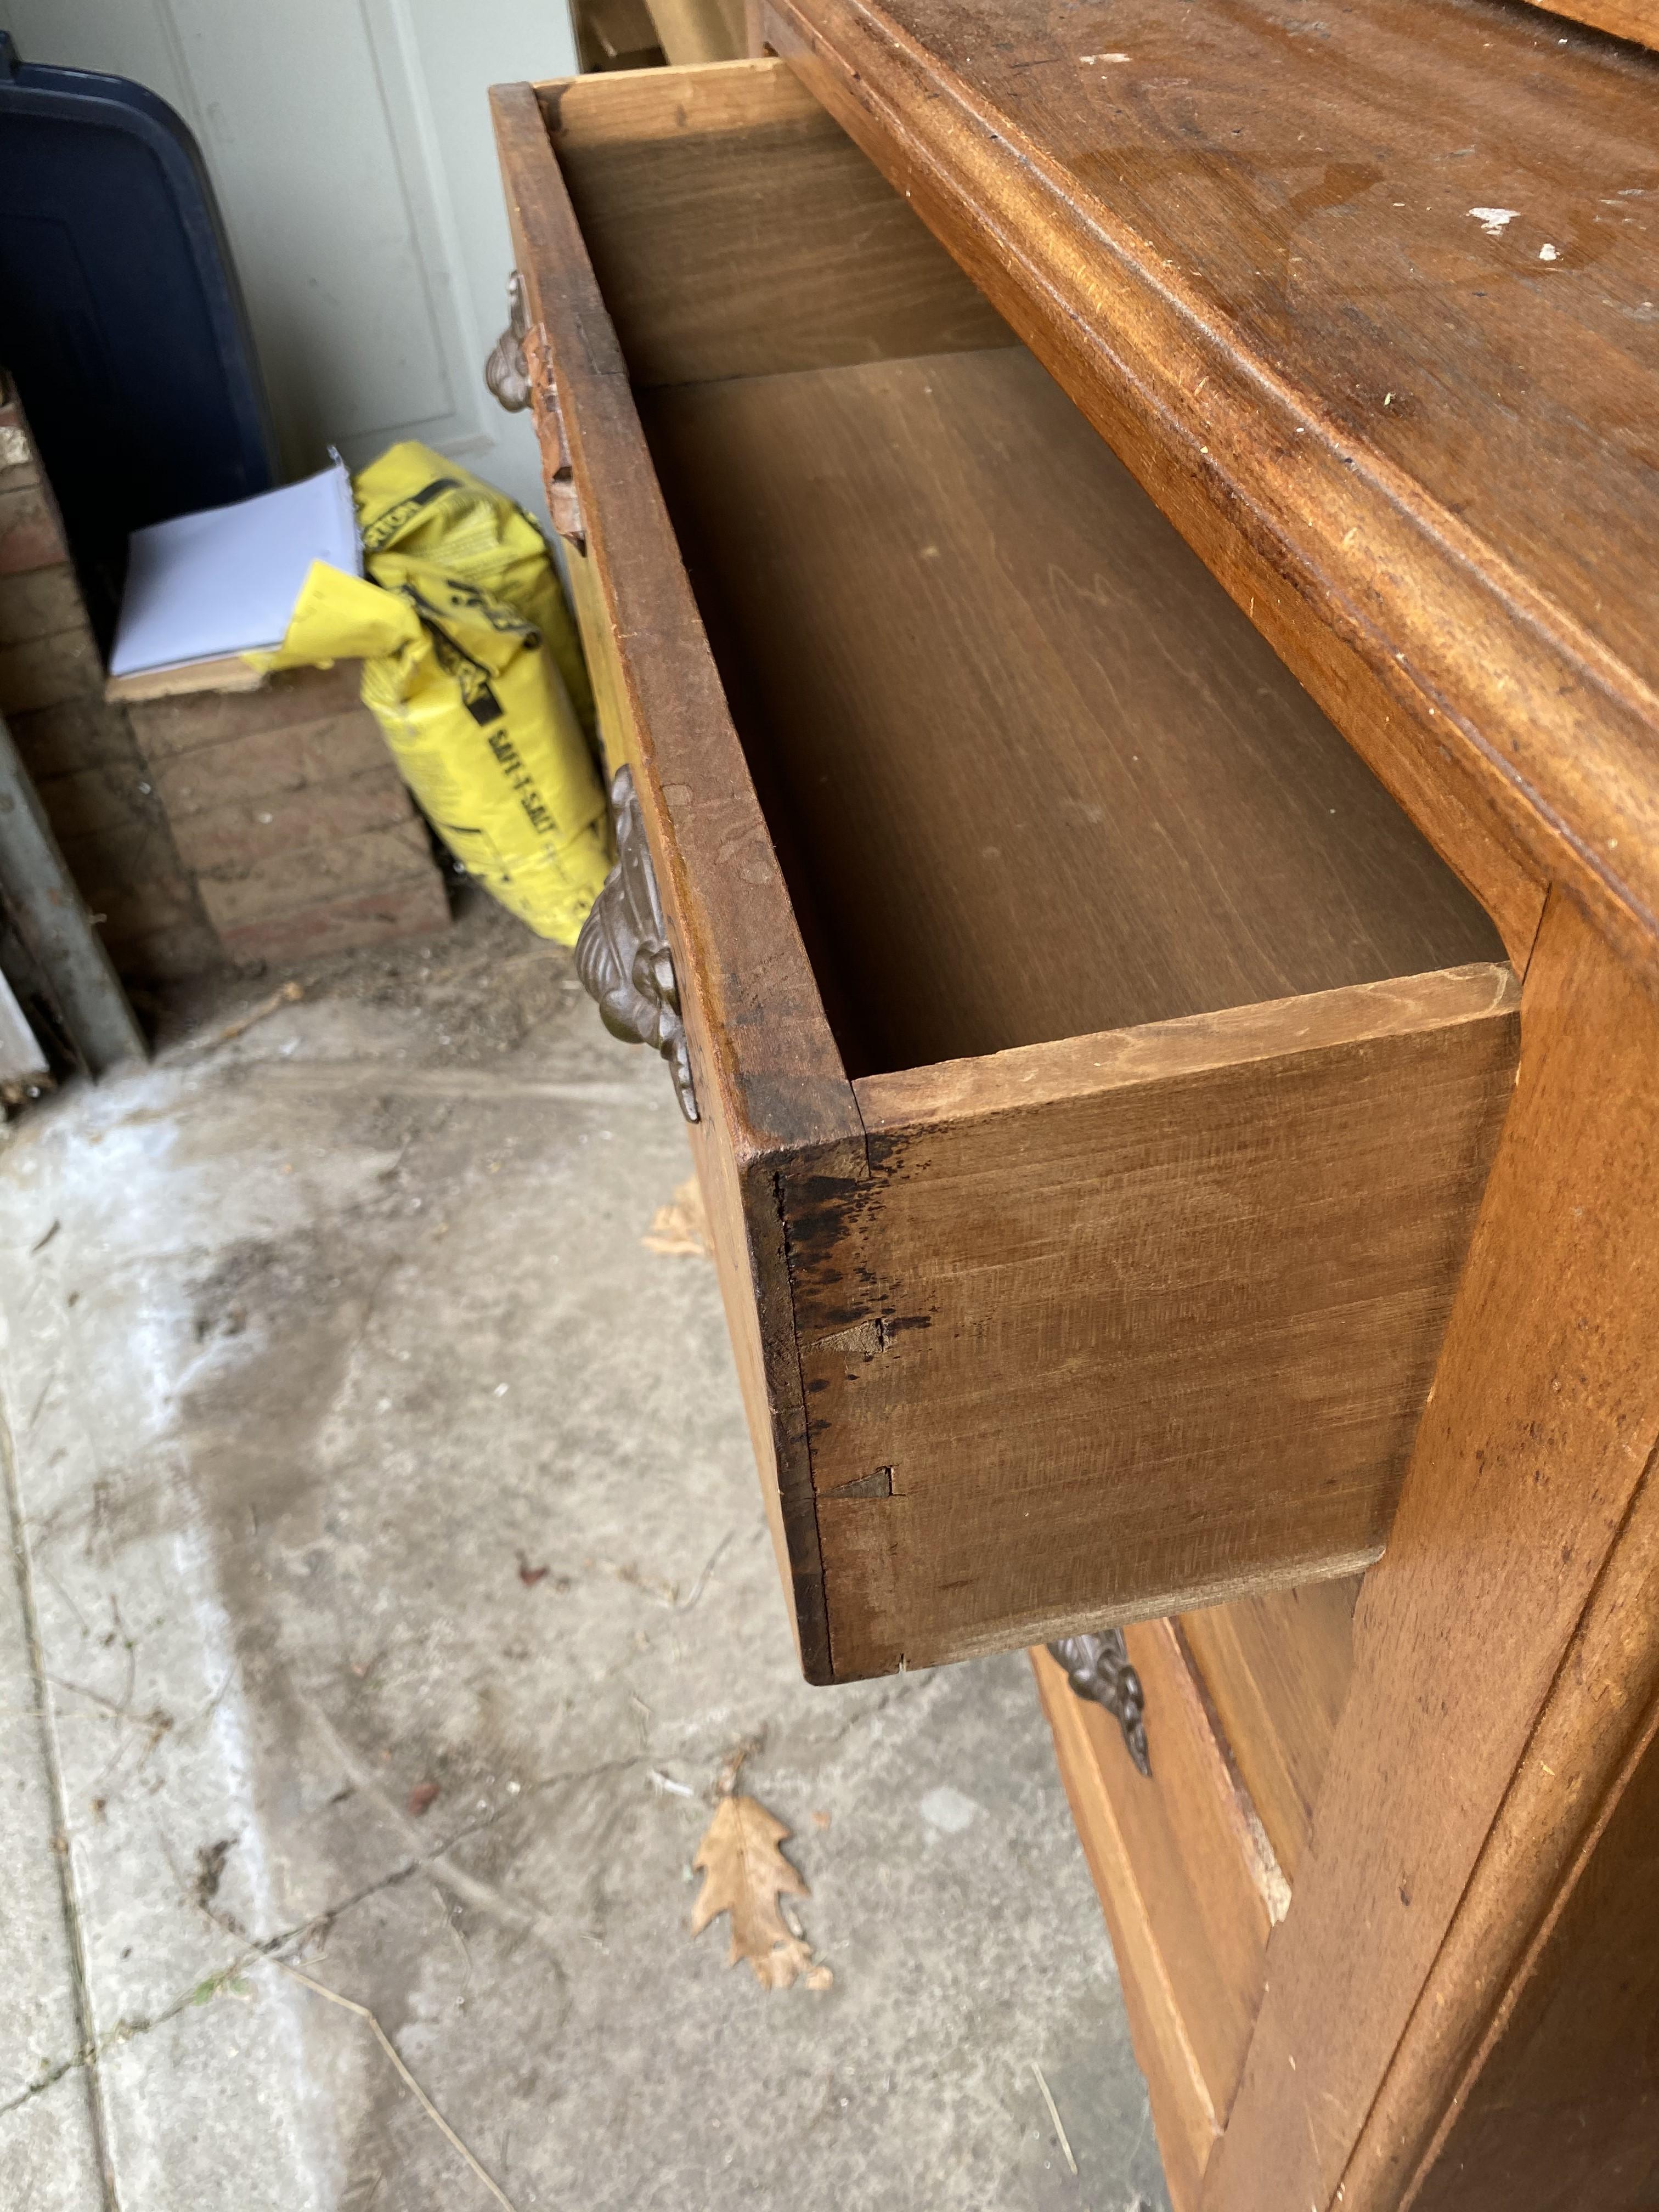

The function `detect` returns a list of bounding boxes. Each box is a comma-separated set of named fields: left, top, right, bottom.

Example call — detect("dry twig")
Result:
left=275, top=1960, right=520, bottom=2211
left=1029, top=2059, right=1078, bottom=2176
left=191, top=979, right=306, bottom=1052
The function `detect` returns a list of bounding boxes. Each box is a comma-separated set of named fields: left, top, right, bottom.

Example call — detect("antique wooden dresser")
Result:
left=491, top=2, right=1659, bottom=2199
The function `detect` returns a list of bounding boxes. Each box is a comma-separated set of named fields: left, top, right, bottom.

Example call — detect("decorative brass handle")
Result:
left=576, top=766, right=699, bottom=1123
left=1048, top=1631, right=1150, bottom=1775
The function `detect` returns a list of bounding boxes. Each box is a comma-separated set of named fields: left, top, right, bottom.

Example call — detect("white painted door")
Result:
left=9, top=0, right=578, bottom=518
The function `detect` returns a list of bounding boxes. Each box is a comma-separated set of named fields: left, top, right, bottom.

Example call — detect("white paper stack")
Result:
left=108, top=458, right=360, bottom=691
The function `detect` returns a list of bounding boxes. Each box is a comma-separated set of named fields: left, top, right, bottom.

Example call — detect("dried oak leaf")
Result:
left=642, top=1177, right=711, bottom=1259
left=690, top=1794, right=833, bottom=1991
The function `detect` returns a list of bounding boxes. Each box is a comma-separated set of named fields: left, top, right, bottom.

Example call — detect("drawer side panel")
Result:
left=495, top=76, right=866, bottom=1678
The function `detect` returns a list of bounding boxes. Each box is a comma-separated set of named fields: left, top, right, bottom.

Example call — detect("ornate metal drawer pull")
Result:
left=576, top=766, right=699, bottom=1123
left=1048, top=1630, right=1150, bottom=1775
left=484, top=271, right=531, bottom=412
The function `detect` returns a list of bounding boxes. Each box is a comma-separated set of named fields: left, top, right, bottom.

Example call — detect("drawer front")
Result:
left=1032, top=1628, right=1283, bottom=2211
left=795, top=967, right=1518, bottom=1675
left=494, top=62, right=1520, bottom=1687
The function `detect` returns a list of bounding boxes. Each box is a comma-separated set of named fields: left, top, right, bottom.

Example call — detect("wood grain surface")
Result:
left=496, top=76, right=859, bottom=1160
left=760, top=0, right=1659, bottom=969
left=541, top=60, right=1007, bottom=389
left=1180, top=1578, right=1359, bottom=1883
left=644, top=0, right=748, bottom=65
left=642, top=346, right=1502, bottom=1075
left=495, top=75, right=866, bottom=1683
left=1031, top=1644, right=1218, bottom=2212
left=1410, top=1725, right=1659, bottom=2208
left=1113, top=1621, right=1276, bottom=2122
left=1206, top=891, right=1659, bottom=2212
left=1032, top=1624, right=1293, bottom=2203
left=1354, top=1441, right=1659, bottom=2209
left=543, top=517, right=836, bottom=1668
left=794, top=965, right=1518, bottom=1677
left=1535, top=0, right=1659, bottom=49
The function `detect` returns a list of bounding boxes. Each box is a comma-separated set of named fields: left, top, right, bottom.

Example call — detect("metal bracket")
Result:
left=1048, top=1630, right=1150, bottom=1776
left=576, top=766, right=699, bottom=1123
left=484, top=275, right=585, bottom=549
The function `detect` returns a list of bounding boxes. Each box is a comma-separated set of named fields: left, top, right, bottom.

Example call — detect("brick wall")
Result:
left=128, top=668, right=450, bottom=970
left=0, top=397, right=220, bottom=983
left=0, top=379, right=449, bottom=983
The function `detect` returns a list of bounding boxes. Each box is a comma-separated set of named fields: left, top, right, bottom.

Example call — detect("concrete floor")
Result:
left=0, top=890, right=1170, bottom=2212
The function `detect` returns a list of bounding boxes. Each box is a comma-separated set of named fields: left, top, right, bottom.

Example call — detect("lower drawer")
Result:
left=494, top=59, right=1519, bottom=1684
left=1182, top=1576, right=1360, bottom=1882
left=1033, top=1629, right=1283, bottom=2211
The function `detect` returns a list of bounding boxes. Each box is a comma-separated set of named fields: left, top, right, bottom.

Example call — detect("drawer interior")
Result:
left=550, top=65, right=1503, bottom=1081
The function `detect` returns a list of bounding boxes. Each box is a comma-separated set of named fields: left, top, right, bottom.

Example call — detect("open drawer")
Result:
left=492, top=59, right=1519, bottom=1686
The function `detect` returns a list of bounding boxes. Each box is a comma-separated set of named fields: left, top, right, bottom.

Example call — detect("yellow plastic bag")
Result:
left=255, top=442, right=610, bottom=945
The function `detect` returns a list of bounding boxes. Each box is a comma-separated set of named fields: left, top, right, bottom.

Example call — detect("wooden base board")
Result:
left=105, top=652, right=267, bottom=703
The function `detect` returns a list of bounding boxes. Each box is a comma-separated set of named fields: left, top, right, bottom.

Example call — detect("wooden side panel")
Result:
left=495, top=78, right=865, bottom=1680
left=1386, top=1507, right=1659, bottom=2212
left=554, top=546, right=847, bottom=1666
left=496, top=78, right=858, bottom=1155
left=555, top=531, right=827, bottom=1665
left=538, top=59, right=1009, bottom=390
left=1181, top=1578, right=1359, bottom=1882
left=558, top=543, right=629, bottom=774
left=793, top=966, right=1518, bottom=1680
left=1208, top=892, right=1659, bottom=2212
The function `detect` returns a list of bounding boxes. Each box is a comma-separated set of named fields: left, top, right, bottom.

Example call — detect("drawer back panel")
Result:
left=540, top=61, right=1011, bottom=390
left=802, top=966, right=1519, bottom=1677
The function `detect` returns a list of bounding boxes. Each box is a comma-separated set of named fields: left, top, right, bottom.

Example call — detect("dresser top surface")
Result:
left=816, top=0, right=1656, bottom=668
left=773, top=0, right=1659, bottom=946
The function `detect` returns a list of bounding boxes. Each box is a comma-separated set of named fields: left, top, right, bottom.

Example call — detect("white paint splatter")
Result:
left=1539, top=243, right=1559, bottom=262
left=1080, top=52, right=1131, bottom=63
left=1469, top=207, right=1519, bottom=236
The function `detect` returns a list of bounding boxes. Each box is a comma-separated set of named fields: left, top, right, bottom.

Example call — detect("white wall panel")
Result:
left=9, top=0, right=576, bottom=514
